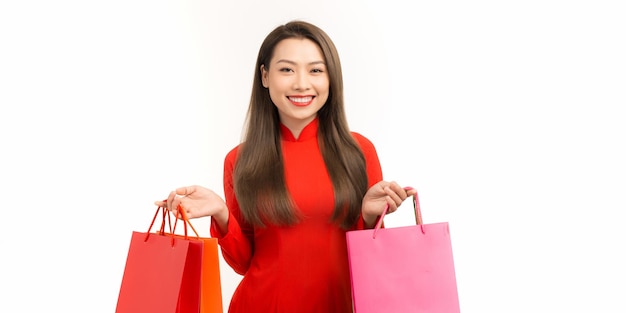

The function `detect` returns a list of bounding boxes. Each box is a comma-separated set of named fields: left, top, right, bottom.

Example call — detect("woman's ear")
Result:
left=260, top=64, right=269, bottom=88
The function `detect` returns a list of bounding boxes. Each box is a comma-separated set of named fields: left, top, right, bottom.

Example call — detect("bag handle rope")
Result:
left=372, top=186, right=423, bottom=239
left=143, top=202, right=201, bottom=246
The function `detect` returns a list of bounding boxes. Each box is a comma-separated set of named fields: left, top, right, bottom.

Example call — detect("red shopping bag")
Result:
left=346, top=188, right=460, bottom=313
left=116, top=206, right=202, bottom=313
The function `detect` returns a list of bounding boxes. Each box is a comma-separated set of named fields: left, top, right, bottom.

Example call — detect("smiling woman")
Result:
left=155, top=20, right=416, bottom=313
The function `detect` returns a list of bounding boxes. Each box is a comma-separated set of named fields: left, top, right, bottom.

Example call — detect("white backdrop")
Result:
left=1, top=1, right=625, bottom=312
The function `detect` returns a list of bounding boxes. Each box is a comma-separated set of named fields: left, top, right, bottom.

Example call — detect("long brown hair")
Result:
left=233, top=20, right=368, bottom=229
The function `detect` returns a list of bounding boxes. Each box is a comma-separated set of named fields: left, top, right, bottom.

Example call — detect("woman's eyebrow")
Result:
left=275, top=59, right=326, bottom=66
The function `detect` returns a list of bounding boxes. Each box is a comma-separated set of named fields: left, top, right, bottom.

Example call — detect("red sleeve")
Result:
left=351, top=132, right=383, bottom=230
left=210, top=146, right=254, bottom=275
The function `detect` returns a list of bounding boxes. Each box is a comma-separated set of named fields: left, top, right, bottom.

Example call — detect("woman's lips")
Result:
left=288, top=96, right=314, bottom=106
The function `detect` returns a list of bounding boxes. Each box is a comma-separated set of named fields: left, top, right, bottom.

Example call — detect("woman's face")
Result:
left=261, top=38, right=329, bottom=133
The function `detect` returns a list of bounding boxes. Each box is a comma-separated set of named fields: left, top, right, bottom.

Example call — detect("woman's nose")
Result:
left=293, top=72, right=311, bottom=91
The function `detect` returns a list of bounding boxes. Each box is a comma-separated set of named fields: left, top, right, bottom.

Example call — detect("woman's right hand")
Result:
left=154, top=185, right=229, bottom=229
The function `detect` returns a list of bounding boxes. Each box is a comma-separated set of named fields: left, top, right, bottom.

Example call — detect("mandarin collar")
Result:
left=280, top=118, right=319, bottom=142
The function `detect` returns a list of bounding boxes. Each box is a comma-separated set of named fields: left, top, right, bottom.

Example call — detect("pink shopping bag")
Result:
left=346, top=188, right=460, bottom=313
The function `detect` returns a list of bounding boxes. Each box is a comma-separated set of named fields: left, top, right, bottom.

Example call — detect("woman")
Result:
left=157, top=20, right=416, bottom=313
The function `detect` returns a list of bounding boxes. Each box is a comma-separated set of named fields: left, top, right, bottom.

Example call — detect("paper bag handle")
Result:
left=171, top=205, right=201, bottom=240
left=372, top=186, right=423, bottom=238
left=143, top=203, right=201, bottom=246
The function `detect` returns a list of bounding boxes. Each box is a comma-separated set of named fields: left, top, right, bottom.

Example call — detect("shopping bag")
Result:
left=346, top=188, right=460, bottom=313
left=116, top=206, right=203, bottom=313
left=159, top=207, right=224, bottom=313
left=198, top=237, right=223, bottom=313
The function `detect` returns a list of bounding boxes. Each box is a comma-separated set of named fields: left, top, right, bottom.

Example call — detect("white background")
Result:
left=1, top=1, right=625, bottom=312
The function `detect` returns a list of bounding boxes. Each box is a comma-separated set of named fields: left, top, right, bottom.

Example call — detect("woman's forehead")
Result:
left=271, top=38, right=324, bottom=65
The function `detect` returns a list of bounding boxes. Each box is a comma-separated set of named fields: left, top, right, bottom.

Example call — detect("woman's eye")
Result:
left=311, top=68, right=324, bottom=73
left=279, top=67, right=293, bottom=72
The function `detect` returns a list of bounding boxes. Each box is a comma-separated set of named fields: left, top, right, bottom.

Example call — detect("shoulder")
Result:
left=351, top=131, right=377, bottom=154
left=226, top=145, right=240, bottom=160
left=224, top=144, right=241, bottom=169
left=351, top=131, right=382, bottom=183
left=352, top=131, right=374, bottom=149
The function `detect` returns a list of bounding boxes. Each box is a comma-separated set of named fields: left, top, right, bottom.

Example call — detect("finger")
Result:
left=154, top=200, right=166, bottom=207
left=172, top=197, right=185, bottom=215
left=385, top=195, right=399, bottom=214
left=389, top=181, right=409, bottom=198
left=384, top=186, right=403, bottom=206
left=389, top=182, right=413, bottom=207
left=405, top=187, right=418, bottom=197
left=176, top=185, right=196, bottom=197
left=166, top=190, right=177, bottom=211
left=375, top=180, right=390, bottom=193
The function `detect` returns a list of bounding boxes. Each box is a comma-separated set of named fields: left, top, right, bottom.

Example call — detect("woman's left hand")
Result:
left=361, top=181, right=417, bottom=228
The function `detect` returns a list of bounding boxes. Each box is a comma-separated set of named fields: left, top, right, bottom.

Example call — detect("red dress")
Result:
left=211, top=118, right=382, bottom=313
